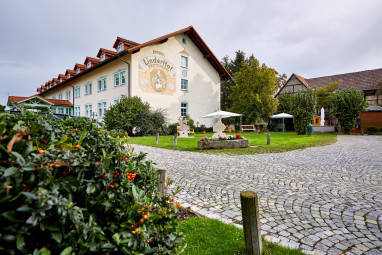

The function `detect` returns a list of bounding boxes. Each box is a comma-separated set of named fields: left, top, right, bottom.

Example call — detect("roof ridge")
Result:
left=305, top=68, right=382, bottom=80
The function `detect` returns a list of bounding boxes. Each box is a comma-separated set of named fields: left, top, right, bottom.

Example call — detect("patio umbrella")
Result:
left=270, top=113, right=293, bottom=132
left=201, top=110, right=242, bottom=119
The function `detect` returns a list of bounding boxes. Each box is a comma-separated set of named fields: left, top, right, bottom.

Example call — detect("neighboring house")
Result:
left=7, top=95, right=73, bottom=115
left=276, top=68, right=382, bottom=106
left=35, top=26, right=230, bottom=126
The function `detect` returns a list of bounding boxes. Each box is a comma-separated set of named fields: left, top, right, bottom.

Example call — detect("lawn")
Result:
left=178, top=216, right=304, bottom=255
left=128, top=132, right=337, bottom=155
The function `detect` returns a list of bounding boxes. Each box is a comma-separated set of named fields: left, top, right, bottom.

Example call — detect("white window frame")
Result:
left=59, top=78, right=62, bottom=83
left=181, top=102, right=188, bottom=117
left=98, top=101, right=107, bottom=118
left=53, top=82, right=56, bottom=86
left=85, top=104, right=92, bottom=118
left=118, top=42, right=124, bottom=52
left=181, top=55, right=188, bottom=69
left=76, top=68, right=80, bottom=74
left=67, top=74, right=71, bottom=79
left=100, top=53, right=105, bottom=61
left=58, top=93, right=62, bottom=100
left=182, top=36, right=187, bottom=45
left=181, top=79, right=188, bottom=91
left=98, top=77, right=107, bottom=91
left=74, top=106, right=81, bottom=116
left=66, top=90, right=71, bottom=100
left=52, top=95, right=56, bottom=100
left=114, top=98, right=121, bottom=105
left=87, top=61, right=91, bottom=68
left=74, top=87, right=81, bottom=98
left=85, top=82, right=92, bottom=95
left=114, top=70, right=126, bottom=87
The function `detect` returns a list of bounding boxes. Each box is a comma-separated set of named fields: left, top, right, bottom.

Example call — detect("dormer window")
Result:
left=100, top=53, right=105, bottom=61
left=59, top=78, right=62, bottom=83
left=118, top=42, right=124, bottom=53
left=67, top=74, right=71, bottom=79
left=87, top=61, right=91, bottom=68
left=77, top=68, right=80, bottom=74
left=182, top=36, right=187, bottom=45
left=53, top=82, right=56, bottom=86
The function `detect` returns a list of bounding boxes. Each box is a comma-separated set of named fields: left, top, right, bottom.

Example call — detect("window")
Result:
left=85, top=104, right=92, bottom=118
left=58, top=93, right=62, bottom=100
left=98, top=102, right=107, bottom=118
left=52, top=95, right=56, bottom=99
left=100, top=53, right=105, bottom=61
left=98, top=77, right=107, bottom=91
left=76, top=68, right=80, bottom=74
left=74, top=87, right=80, bottom=98
left=74, top=106, right=80, bottom=116
left=182, top=36, right=187, bottom=45
left=59, top=78, right=62, bottom=83
left=58, top=107, right=64, bottom=114
left=85, top=82, right=92, bottom=95
left=87, top=61, right=91, bottom=68
left=118, top=42, right=124, bottom=52
left=181, top=79, right=188, bottom=91
left=53, top=82, right=56, bottom=86
left=67, top=74, right=71, bottom=79
left=181, top=56, right=188, bottom=68
left=66, top=90, right=71, bottom=100
left=181, top=102, right=188, bottom=117
left=114, top=98, right=120, bottom=105
left=114, top=70, right=126, bottom=87
left=65, top=108, right=71, bottom=115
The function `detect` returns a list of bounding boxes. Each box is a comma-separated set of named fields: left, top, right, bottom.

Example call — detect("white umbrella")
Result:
left=270, top=113, right=293, bottom=132
left=201, top=110, right=242, bottom=119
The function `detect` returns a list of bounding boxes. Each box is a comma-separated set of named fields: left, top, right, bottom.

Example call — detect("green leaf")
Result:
left=59, top=247, right=72, bottom=255
left=2, top=211, right=21, bottom=222
left=79, top=129, right=88, bottom=145
left=86, top=184, right=96, bottom=194
left=102, top=243, right=116, bottom=249
left=4, top=167, right=18, bottom=177
left=37, top=247, right=51, bottom=255
left=16, top=235, right=25, bottom=251
left=56, top=135, right=68, bottom=145
left=11, top=151, right=26, bottom=166
left=131, top=185, right=138, bottom=198
left=23, top=142, right=33, bottom=157
left=52, top=231, right=62, bottom=243
left=16, top=205, right=32, bottom=212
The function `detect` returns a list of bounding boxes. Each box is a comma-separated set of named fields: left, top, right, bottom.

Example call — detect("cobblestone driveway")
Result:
left=133, top=136, right=382, bottom=255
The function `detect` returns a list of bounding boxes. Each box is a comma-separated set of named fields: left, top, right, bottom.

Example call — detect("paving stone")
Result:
left=133, top=136, right=382, bottom=255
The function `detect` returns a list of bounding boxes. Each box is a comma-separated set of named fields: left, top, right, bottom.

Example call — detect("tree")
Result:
left=104, top=96, right=166, bottom=136
left=291, top=88, right=317, bottom=135
left=330, top=88, right=368, bottom=133
left=316, top=80, right=341, bottom=110
left=229, top=55, right=278, bottom=124
left=277, top=93, right=294, bottom=114
left=376, top=79, right=382, bottom=106
left=220, top=50, right=246, bottom=110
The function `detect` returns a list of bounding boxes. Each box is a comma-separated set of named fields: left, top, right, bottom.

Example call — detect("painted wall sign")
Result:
left=138, top=52, right=176, bottom=95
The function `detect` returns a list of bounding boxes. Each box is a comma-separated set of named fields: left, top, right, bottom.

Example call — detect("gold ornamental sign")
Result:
left=138, top=53, right=176, bottom=95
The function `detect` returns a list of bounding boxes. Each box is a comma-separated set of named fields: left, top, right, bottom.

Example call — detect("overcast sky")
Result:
left=1, top=0, right=381, bottom=106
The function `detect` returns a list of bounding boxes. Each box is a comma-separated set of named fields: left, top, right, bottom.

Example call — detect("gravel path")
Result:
left=132, top=135, right=382, bottom=255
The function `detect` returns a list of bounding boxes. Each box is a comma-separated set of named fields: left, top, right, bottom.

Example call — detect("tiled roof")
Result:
left=293, top=74, right=309, bottom=87
left=8, top=95, right=73, bottom=107
left=113, top=37, right=139, bottom=49
left=304, top=68, right=382, bottom=91
left=96, top=48, right=117, bottom=58
left=84, top=57, right=100, bottom=65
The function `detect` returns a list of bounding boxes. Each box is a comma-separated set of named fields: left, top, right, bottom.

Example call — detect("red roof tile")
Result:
left=84, top=57, right=101, bottom=66
left=113, top=37, right=139, bottom=50
left=96, top=48, right=117, bottom=58
left=8, top=95, right=73, bottom=107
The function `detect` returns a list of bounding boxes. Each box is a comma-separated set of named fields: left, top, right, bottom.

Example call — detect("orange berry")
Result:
left=143, top=215, right=148, bottom=220
left=74, top=145, right=81, bottom=149
left=74, top=128, right=78, bottom=131
left=38, top=149, right=44, bottom=154
left=140, top=218, right=144, bottom=223
left=109, top=184, right=115, bottom=188
left=53, top=164, right=60, bottom=168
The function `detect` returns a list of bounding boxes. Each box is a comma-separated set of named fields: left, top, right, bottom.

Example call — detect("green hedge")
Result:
left=0, top=112, right=183, bottom=254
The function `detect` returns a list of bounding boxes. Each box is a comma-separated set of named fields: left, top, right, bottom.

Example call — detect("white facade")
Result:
left=41, top=28, right=227, bottom=127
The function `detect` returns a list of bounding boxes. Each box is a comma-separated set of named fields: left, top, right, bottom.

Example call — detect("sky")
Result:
left=1, top=0, right=381, bottom=106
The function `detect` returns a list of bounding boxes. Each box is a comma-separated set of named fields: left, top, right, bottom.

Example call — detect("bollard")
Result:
left=361, top=128, right=364, bottom=135
left=155, top=133, right=159, bottom=145
left=156, top=168, right=167, bottom=196
left=173, top=133, right=177, bottom=146
left=240, top=191, right=262, bottom=255
left=267, top=134, right=270, bottom=145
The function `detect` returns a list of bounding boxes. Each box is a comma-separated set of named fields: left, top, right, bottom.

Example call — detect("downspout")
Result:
left=117, top=55, right=131, bottom=97
left=68, top=84, right=74, bottom=116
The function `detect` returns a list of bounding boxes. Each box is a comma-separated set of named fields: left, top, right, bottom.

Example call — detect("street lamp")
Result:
left=196, top=122, right=199, bottom=133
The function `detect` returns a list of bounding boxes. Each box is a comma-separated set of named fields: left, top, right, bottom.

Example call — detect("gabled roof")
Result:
left=113, top=37, right=139, bottom=50
left=96, top=48, right=117, bottom=58
left=40, top=26, right=231, bottom=95
left=65, top=69, right=76, bottom=75
left=73, top=63, right=86, bottom=70
left=294, top=74, right=309, bottom=87
left=8, top=95, right=73, bottom=107
left=84, top=57, right=100, bottom=66
left=304, top=68, right=382, bottom=91
left=58, top=74, right=67, bottom=80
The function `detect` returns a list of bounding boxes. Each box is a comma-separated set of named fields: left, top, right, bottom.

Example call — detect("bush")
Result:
left=167, top=123, right=178, bottom=135
left=0, top=112, right=183, bottom=254
left=367, top=126, right=378, bottom=133
left=379, top=127, right=382, bottom=132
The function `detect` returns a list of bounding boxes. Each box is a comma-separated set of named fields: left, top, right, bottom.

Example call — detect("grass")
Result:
left=178, top=217, right=304, bottom=255
left=127, top=132, right=337, bottom=155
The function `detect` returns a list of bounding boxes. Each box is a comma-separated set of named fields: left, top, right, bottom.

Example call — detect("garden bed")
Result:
left=197, top=139, right=249, bottom=150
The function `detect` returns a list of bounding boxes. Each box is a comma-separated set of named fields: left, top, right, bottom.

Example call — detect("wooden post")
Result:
left=173, top=133, right=177, bottom=146
left=156, top=168, right=167, bottom=196
left=155, top=133, right=159, bottom=145
left=240, top=191, right=262, bottom=255
left=267, top=134, right=270, bottom=145
left=361, top=128, right=364, bottom=135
